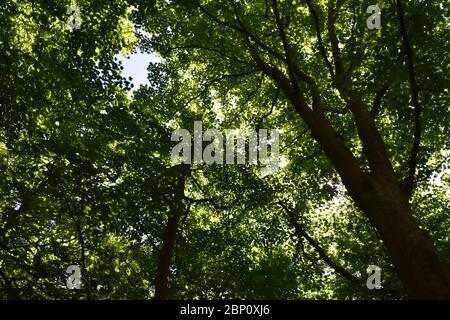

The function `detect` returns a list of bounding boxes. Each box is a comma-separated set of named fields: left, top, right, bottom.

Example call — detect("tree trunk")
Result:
left=270, top=66, right=450, bottom=297
left=191, top=0, right=450, bottom=299
left=154, top=214, right=178, bottom=300
left=274, top=78, right=450, bottom=298
left=154, top=164, right=189, bottom=300
left=308, top=100, right=450, bottom=298
left=356, top=178, right=450, bottom=299
left=306, top=100, right=450, bottom=298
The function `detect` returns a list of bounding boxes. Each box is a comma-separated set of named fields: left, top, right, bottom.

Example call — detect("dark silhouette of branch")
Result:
left=154, top=164, right=190, bottom=300
left=304, top=0, right=335, bottom=77
left=396, top=0, right=422, bottom=199
left=271, top=0, right=300, bottom=95
left=167, top=44, right=256, bottom=67
left=171, top=69, right=259, bottom=118
left=185, top=196, right=235, bottom=210
left=257, top=87, right=279, bottom=131
left=371, top=84, right=389, bottom=117
left=327, top=2, right=344, bottom=76
left=199, top=3, right=286, bottom=63
left=278, top=201, right=403, bottom=298
left=0, top=269, right=20, bottom=299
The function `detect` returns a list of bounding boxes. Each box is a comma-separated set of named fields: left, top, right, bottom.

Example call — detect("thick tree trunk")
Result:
left=355, top=178, right=450, bottom=299
left=311, top=104, right=450, bottom=298
left=154, top=214, right=178, bottom=300
left=154, top=164, right=189, bottom=300
left=279, top=83, right=450, bottom=298
left=310, top=103, right=450, bottom=298
left=194, top=0, right=450, bottom=299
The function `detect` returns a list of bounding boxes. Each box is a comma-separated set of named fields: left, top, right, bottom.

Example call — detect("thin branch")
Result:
left=396, top=0, right=422, bottom=198
left=1, top=176, right=49, bottom=238
left=279, top=202, right=362, bottom=285
left=70, top=214, right=88, bottom=291
left=293, top=68, right=323, bottom=112
left=185, top=196, right=235, bottom=210
left=171, top=69, right=259, bottom=118
left=271, top=0, right=300, bottom=95
left=168, top=44, right=256, bottom=67
left=272, top=0, right=323, bottom=112
left=280, top=127, right=310, bottom=153
left=247, top=43, right=295, bottom=102
left=257, top=87, right=279, bottom=131
left=230, top=74, right=264, bottom=124
left=187, top=173, right=239, bottom=211
left=327, top=1, right=344, bottom=76
left=304, top=0, right=334, bottom=77
left=371, top=84, right=389, bottom=117
left=0, top=269, right=20, bottom=299
left=199, top=4, right=286, bottom=63
left=278, top=201, right=403, bottom=298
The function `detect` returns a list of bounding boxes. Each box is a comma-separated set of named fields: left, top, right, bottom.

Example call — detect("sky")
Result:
left=118, top=52, right=162, bottom=93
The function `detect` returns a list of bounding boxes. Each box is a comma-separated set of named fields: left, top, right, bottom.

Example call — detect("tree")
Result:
left=1, top=0, right=449, bottom=300
left=137, top=0, right=450, bottom=298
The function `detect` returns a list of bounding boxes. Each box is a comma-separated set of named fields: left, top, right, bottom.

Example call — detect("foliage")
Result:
left=1, top=0, right=449, bottom=299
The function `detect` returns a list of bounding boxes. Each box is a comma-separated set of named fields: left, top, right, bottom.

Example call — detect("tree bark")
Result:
left=296, top=93, right=450, bottom=299
left=355, top=178, right=450, bottom=299
left=154, top=213, right=178, bottom=300
left=154, top=164, right=189, bottom=300
left=299, top=96, right=450, bottom=299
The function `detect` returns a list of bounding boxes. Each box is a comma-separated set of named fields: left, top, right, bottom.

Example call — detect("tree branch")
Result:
left=271, top=0, right=300, bottom=95
left=199, top=3, right=286, bottom=63
left=371, top=84, right=389, bottom=117
left=257, top=87, right=279, bottom=131
left=168, top=44, right=256, bottom=67
left=327, top=1, right=344, bottom=76
left=304, top=0, right=334, bottom=77
left=171, top=69, right=259, bottom=118
left=278, top=201, right=402, bottom=298
left=185, top=196, right=235, bottom=210
left=154, top=164, right=190, bottom=300
left=396, top=0, right=422, bottom=198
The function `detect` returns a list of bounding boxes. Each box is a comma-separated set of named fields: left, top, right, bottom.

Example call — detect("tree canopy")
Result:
left=1, top=0, right=449, bottom=299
